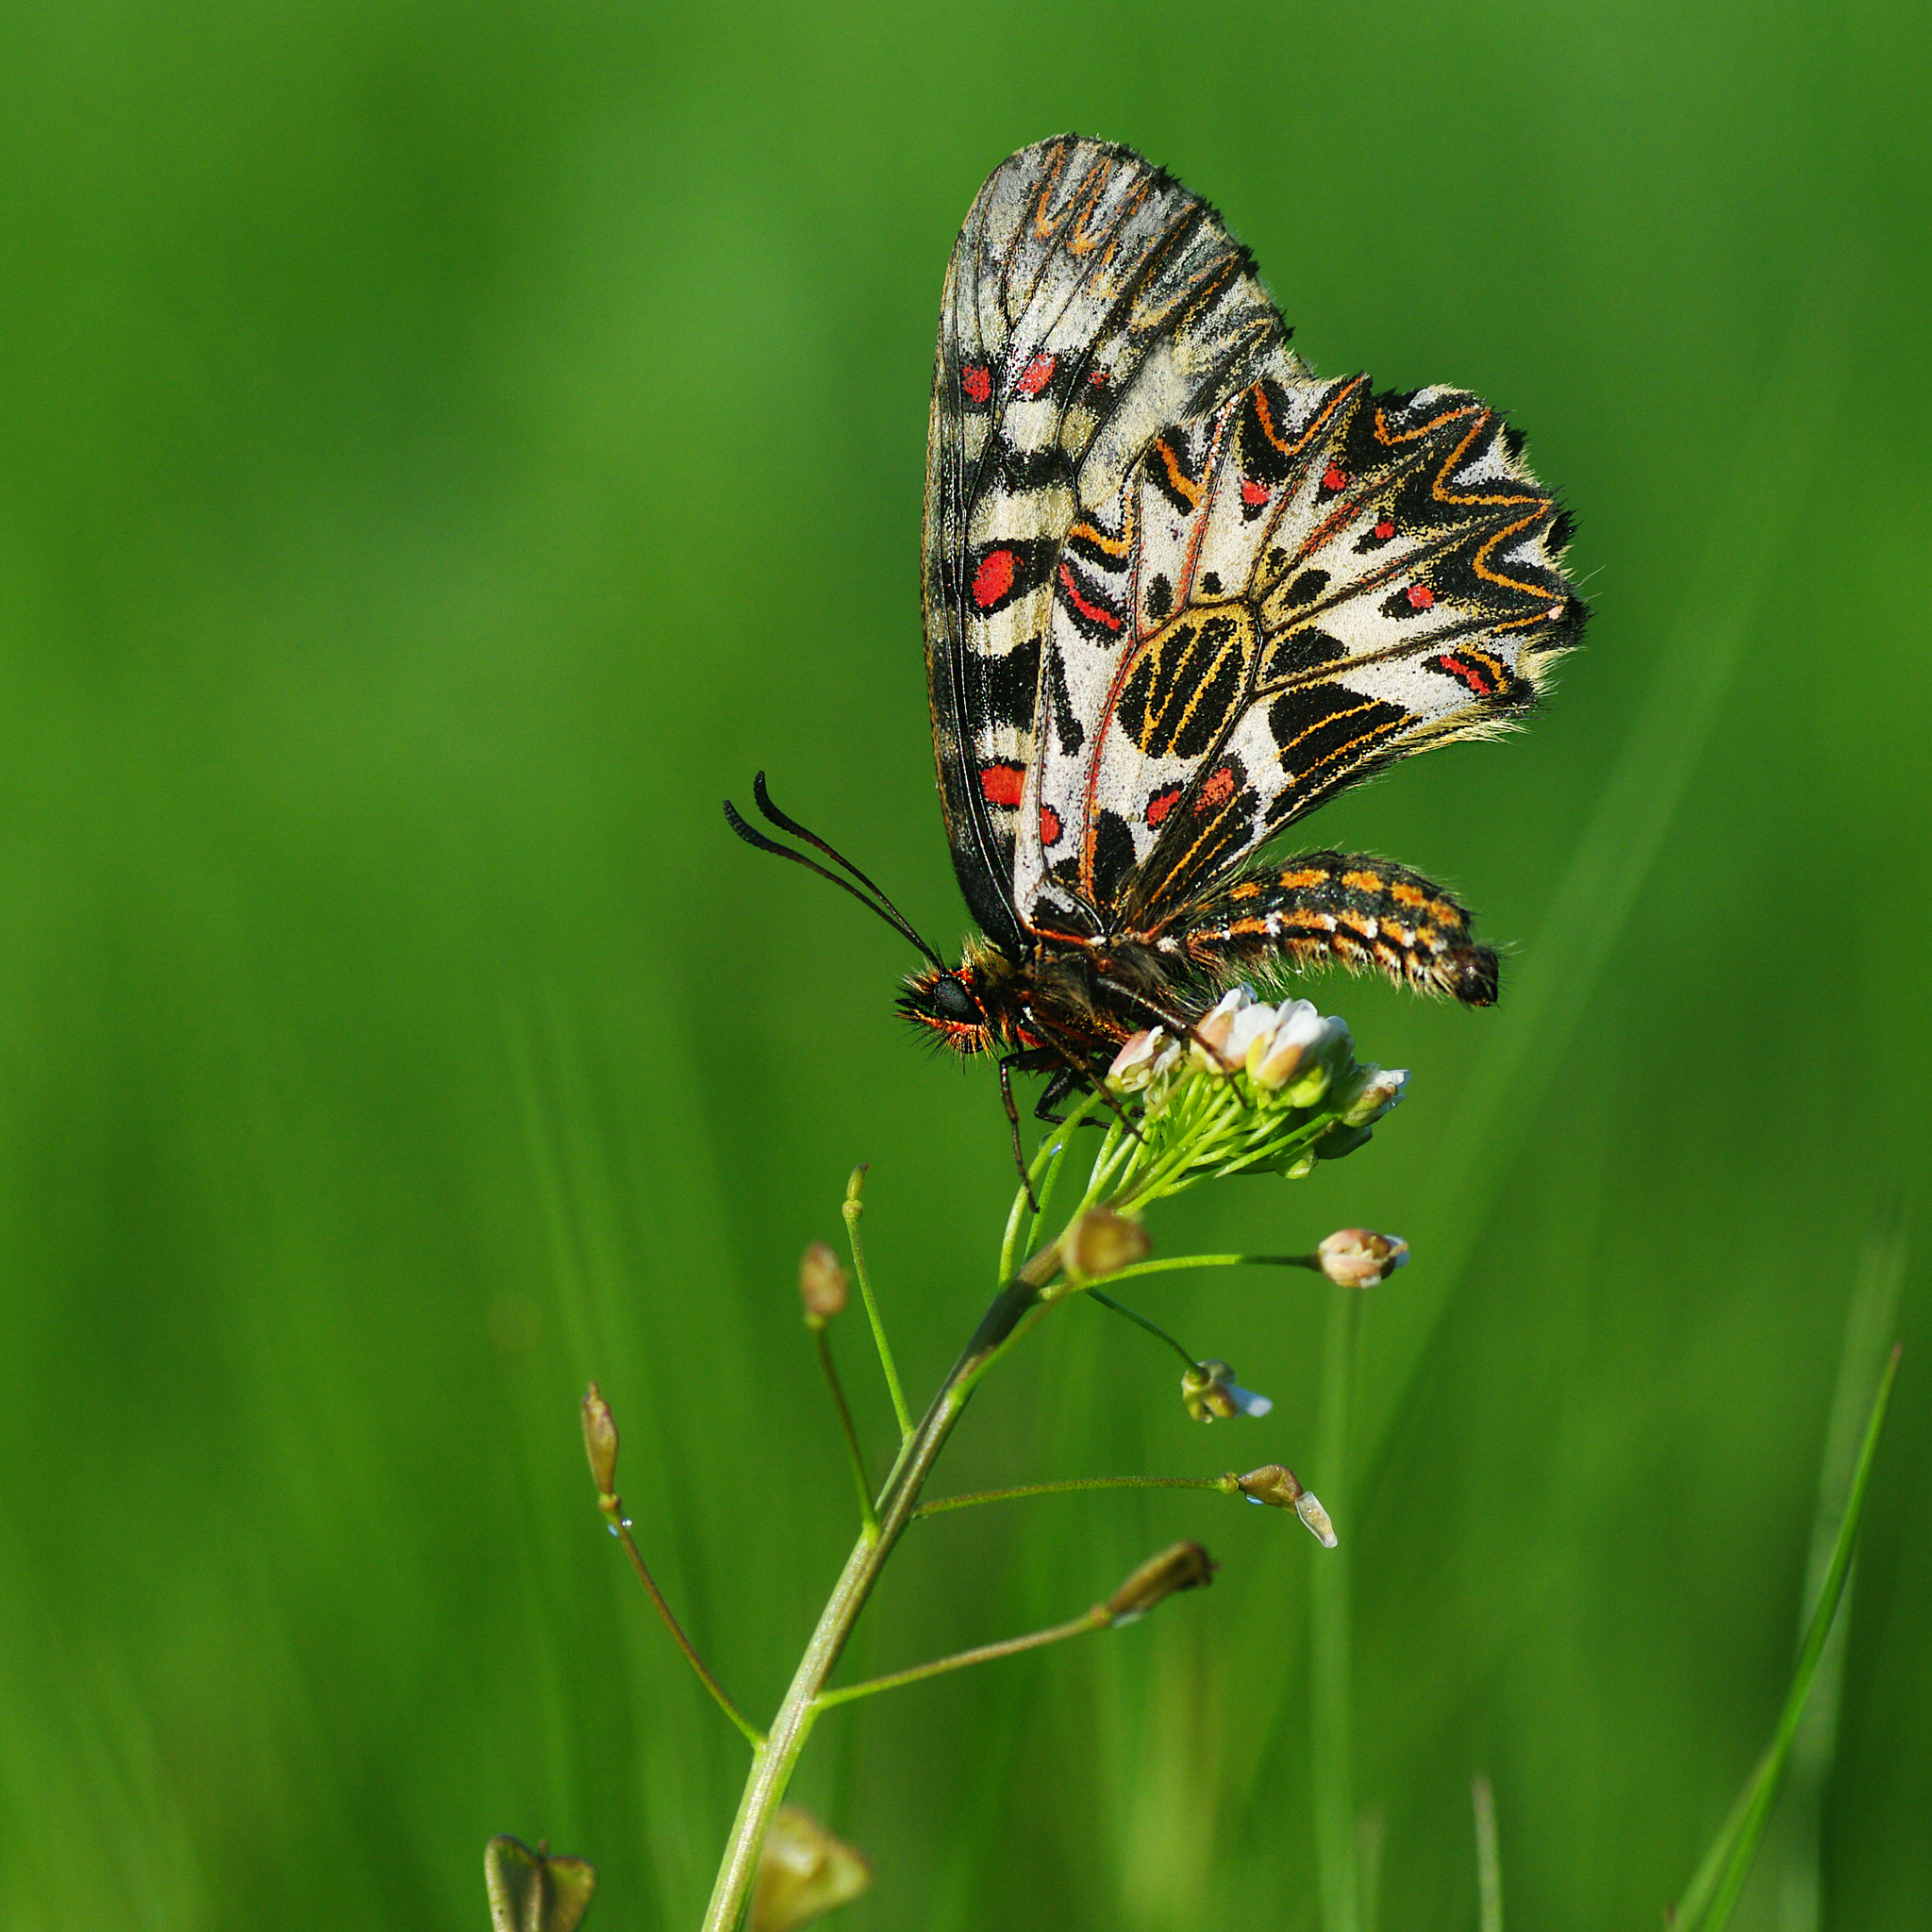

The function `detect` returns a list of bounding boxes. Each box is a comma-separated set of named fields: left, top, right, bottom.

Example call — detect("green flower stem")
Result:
left=1310, top=1283, right=1361, bottom=1932
left=915, top=1472, right=1240, bottom=1518
left=699, top=1238, right=1070, bottom=1932
left=1089, top=1251, right=1318, bottom=1291
left=1085, top=1289, right=1204, bottom=1370
left=813, top=1327, right=880, bottom=1542
left=812, top=1602, right=1114, bottom=1711
left=605, top=1511, right=765, bottom=1751
left=842, top=1166, right=913, bottom=1442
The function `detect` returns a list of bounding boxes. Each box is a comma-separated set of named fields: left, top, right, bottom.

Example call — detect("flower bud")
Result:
left=1340, top=1064, right=1408, bottom=1126
left=798, top=1241, right=850, bottom=1325
left=581, top=1383, right=620, bottom=1504
left=1062, top=1206, right=1151, bottom=1283
left=1105, top=1539, right=1217, bottom=1624
left=1182, top=1359, right=1274, bottom=1422
left=1108, top=1028, right=1157, bottom=1088
left=1282, top=1015, right=1354, bottom=1108
left=1251, top=999, right=1324, bottom=1088
left=1193, top=987, right=1254, bottom=1060
left=1238, top=1464, right=1339, bottom=1547
left=750, top=1807, right=874, bottom=1932
left=1315, top=1229, right=1409, bottom=1290
left=485, top=1835, right=597, bottom=1932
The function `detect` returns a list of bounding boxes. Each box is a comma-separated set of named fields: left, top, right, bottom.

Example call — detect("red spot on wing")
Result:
left=1197, top=765, right=1238, bottom=811
left=1089, top=368, right=1108, bottom=388
left=979, top=762, right=1025, bottom=808
left=1322, top=464, right=1349, bottom=492
left=1144, top=784, right=1184, bottom=828
left=1017, top=354, right=1057, bottom=396
left=973, top=549, right=1017, bottom=609
left=1039, top=805, right=1062, bottom=846
left=1406, top=583, right=1435, bottom=609
left=1434, top=654, right=1493, bottom=695
left=1057, top=561, right=1122, bottom=632
left=961, top=363, right=992, bottom=404
left=1241, top=478, right=1270, bottom=507
left=1374, top=519, right=1395, bottom=540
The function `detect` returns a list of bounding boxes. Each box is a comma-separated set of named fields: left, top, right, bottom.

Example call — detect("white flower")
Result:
left=1252, top=999, right=1325, bottom=1088
left=1224, top=998, right=1283, bottom=1065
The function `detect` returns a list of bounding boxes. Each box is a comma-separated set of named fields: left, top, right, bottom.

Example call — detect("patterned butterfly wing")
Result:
left=922, top=135, right=1291, bottom=955
left=923, top=136, right=1584, bottom=1008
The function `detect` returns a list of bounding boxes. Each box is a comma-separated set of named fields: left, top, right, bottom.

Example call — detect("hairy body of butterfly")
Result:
left=731, top=135, right=1584, bottom=1172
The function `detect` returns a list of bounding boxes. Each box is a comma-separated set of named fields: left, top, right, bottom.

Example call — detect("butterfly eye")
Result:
left=933, top=975, right=980, bottom=1024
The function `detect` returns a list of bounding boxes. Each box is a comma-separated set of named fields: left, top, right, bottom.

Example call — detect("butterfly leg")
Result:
left=996, top=1052, right=1042, bottom=1212
left=1033, top=1065, right=1083, bottom=1124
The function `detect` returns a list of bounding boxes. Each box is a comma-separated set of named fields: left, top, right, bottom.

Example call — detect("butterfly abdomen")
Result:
left=1179, top=852, right=1499, bottom=1006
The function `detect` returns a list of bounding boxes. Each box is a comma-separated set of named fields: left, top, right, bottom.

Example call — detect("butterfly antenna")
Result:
left=751, top=773, right=930, bottom=928
left=724, top=782, right=945, bottom=971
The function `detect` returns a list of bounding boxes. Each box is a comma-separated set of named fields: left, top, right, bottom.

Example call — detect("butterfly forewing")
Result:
left=922, top=138, right=1295, bottom=949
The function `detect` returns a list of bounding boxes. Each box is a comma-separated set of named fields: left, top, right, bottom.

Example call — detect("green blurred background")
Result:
left=4, top=1, right=1927, bottom=1925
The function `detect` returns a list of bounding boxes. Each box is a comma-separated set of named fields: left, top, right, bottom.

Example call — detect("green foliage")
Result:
left=1, top=2, right=1927, bottom=1927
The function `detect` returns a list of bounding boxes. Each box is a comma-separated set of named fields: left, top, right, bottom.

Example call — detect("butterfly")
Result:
left=728, top=135, right=1584, bottom=1175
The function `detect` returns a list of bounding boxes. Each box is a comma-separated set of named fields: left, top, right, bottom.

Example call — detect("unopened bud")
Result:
left=1251, top=999, right=1324, bottom=1087
left=1108, top=1028, right=1175, bottom=1092
left=798, top=1242, right=850, bottom=1325
left=1282, top=1015, right=1353, bottom=1108
left=1193, top=987, right=1253, bottom=1059
left=1238, top=1464, right=1339, bottom=1547
left=1062, top=1207, right=1151, bottom=1282
left=1341, top=1064, right=1408, bottom=1126
left=1315, top=1228, right=1409, bottom=1290
left=751, top=1807, right=874, bottom=1932
left=485, top=1835, right=597, bottom=1932
left=1105, top=1539, right=1217, bottom=1624
left=581, top=1383, right=620, bottom=1504
left=1182, top=1359, right=1274, bottom=1422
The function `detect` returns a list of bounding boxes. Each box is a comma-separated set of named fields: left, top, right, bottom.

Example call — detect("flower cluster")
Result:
left=1100, top=987, right=1408, bottom=1199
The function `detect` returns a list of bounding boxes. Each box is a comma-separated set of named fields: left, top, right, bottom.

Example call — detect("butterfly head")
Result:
left=898, top=941, right=1022, bottom=1058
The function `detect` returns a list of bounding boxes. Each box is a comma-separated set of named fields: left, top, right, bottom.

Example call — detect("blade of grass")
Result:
left=1672, top=1341, right=1902, bottom=1932
left=1473, top=1776, right=1502, bottom=1932
left=1774, top=1205, right=1910, bottom=1932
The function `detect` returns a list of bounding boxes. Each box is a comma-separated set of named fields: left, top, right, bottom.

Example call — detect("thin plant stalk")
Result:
left=698, top=1245, right=1062, bottom=1932
left=607, top=1514, right=764, bottom=1751
left=814, top=1327, right=880, bottom=1541
left=917, top=1472, right=1239, bottom=1519
left=814, top=1603, right=1112, bottom=1710
left=1310, top=1283, right=1360, bottom=1932
left=842, top=1167, right=913, bottom=1441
